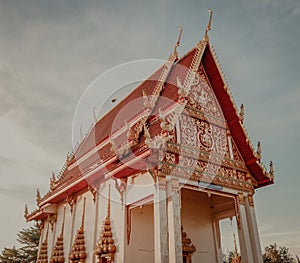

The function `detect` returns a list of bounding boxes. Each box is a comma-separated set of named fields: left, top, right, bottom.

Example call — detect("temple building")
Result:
left=25, top=11, right=274, bottom=263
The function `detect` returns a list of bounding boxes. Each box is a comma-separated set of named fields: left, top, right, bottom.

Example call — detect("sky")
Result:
left=0, top=0, right=300, bottom=257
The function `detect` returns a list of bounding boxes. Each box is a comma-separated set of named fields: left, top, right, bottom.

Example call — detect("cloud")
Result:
left=0, top=184, right=37, bottom=202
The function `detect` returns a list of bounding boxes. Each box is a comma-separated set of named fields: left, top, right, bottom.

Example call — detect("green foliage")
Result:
left=0, top=225, right=40, bottom=263
left=0, top=247, right=21, bottom=263
left=263, top=243, right=295, bottom=263
left=223, top=243, right=296, bottom=263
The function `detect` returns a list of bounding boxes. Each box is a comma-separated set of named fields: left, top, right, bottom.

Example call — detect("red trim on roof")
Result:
left=202, top=45, right=273, bottom=188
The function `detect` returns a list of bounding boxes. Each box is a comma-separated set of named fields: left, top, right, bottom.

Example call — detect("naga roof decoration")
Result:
left=26, top=13, right=274, bottom=221
left=69, top=198, right=87, bottom=263
left=50, top=207, right=66, bottom=263
left=95, top=185, right=116, bottom=263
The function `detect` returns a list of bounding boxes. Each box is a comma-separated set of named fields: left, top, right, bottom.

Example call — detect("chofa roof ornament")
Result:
left=203, top=9, right=213, bottom=42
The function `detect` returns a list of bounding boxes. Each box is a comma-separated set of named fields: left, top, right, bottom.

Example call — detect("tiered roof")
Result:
left=26, top=14, right=274, bottom=221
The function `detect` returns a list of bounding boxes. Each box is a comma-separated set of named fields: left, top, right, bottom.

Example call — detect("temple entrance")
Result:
left=181, top=187, right=237, bottom=263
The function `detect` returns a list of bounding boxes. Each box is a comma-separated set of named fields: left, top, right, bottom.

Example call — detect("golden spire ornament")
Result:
left=95, top=184, right=116, bottom=263
left=50, top=172, right=56, bottom=190
left=232, top=233, right=241, bottom=263
left=230, top=219, right=241, bottom=263
left=256, top=141, right=262, bottom=162
left=269, top=161, right=274, bottom=178
left=50, top=207, right=66, bottom=263
left=69, top=198, right=87, bottom=263
left=37, top=223, right=49, bottom=263
left=181, top=226, right=196, bottom=256
left=239, top=104, right=245, bottom=124
left=36, top=189, right=41, bottom=205
left=24, top=204, right=28, bottom=220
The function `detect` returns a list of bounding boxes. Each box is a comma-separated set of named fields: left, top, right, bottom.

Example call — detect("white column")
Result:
left=237, top=193, right=254, bottom=263
left=92, top=189, right=100, bottom=263
left=69, top=197, right=77, bottom=252
left=154, top=179, right=169, bottom=263
left=212, top=217, right=223, bottom=263
left=166, top=178, right=182, bottom=263
left=245, top=194, right=263, bottom=263
left=118, top=185, right=127, bottom=263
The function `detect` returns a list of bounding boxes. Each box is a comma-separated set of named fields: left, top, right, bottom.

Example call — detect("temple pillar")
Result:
left=118, top=182, right=127, bottom=263
left=92, top=188, right=100, bottom=263
left=212, top=216, right=223, bottom=263
left=154, top=179, right=169, bottom=263
left=166, top=178, right=182, bottom=263
left=237, top=193, right=254, bottom=263
left=245, top=194, right=263, bottom=263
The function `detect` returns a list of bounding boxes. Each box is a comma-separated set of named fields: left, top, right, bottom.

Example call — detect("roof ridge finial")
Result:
left=269, top=161, right=274, bottom=179
left=204, top=9, right=213, bottom=42
left=81, top=197, right=86, bottom=228
left=173, top=26, right=183, bottom=60
left=256, top=141, right=262, bottom=162
left=36, top=188, right=41, bottom=205
left=239, top=104, right=245, bottom=124
left=24, top=204, right=29, bottom=219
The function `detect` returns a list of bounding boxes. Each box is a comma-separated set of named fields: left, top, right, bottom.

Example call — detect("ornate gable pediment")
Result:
left=160, top=44, right=269, bottom=191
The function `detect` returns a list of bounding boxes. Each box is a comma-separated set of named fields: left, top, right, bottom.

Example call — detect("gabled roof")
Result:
left=27, top=31, right=274, bottom=216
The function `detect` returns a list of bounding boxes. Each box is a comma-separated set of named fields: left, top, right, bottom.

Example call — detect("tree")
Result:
left=263, top=243, right=295, bottom=263
left=0, top=225, right=40, bottom=263
left=0, top=247, right=21, bottom=263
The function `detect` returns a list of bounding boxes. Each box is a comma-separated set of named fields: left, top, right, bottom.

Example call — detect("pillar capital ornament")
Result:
left=238, top=192, right=245, bottom=205
left=247, top=194, right=254, bottom=207
left=66, top=194, right=76, bottom=214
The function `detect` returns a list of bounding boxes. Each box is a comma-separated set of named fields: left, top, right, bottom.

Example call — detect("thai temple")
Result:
left=25, top=10, right=274, bottom=263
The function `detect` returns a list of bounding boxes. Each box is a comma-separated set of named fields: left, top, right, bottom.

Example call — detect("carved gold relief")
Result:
left=247, top=194, right=254, bottom=207
left=238, top=192, right=245, bottom=205
left=66, top=195, right=77, bottom=214
left=179, top=114, right=227, bottom=156
left=185, top=65, right=224, bottom=121
left=88, top=184, right=99, bottom=203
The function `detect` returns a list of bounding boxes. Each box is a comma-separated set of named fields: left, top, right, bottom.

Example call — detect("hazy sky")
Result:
left=0, top=0, right=300, bottom=257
